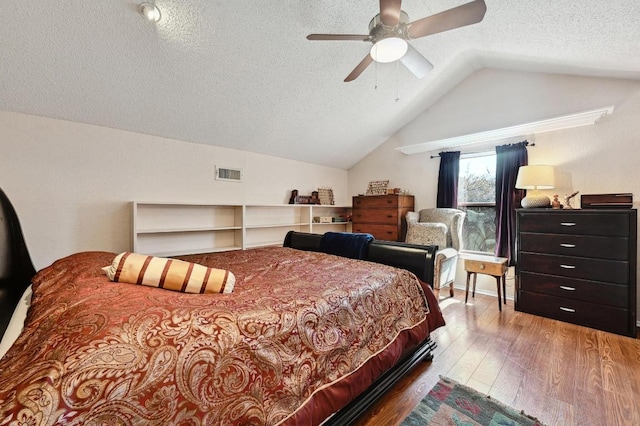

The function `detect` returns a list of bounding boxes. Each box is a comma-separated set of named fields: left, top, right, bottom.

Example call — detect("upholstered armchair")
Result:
left=405, top=208, right=466, bottom=296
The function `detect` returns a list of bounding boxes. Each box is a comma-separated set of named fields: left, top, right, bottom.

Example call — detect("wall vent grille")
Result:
left=215, top=166, right=243, bottom=182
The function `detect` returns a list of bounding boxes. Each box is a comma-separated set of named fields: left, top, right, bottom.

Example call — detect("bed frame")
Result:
left=283, top=230, right=437, bottom=285
left=0, top=188, right=438, bottom=425
left=0, top=188, right=36, bottom=336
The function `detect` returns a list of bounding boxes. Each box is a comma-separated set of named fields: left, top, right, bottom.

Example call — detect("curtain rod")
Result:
left=429, top=142, right=535, bottom=159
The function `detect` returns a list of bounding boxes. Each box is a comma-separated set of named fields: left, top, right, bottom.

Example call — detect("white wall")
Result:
left=349, top=69, right=640, bottom=314
left=4, top=67, right=640, bottom=315
left=349, top=69, right=640, bottom=208
left=0, top=111, right=348, bottom=269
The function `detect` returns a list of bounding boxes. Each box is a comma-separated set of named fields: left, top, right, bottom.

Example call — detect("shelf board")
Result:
left=149, top=246, right=243, bottom=257
left=135, top=202, right=241, bottom=207
left=244, top=241, right=284, bottom=249
left=137, top=226, right=242, bottom=234
left=245, top=223, right=310, bottom=229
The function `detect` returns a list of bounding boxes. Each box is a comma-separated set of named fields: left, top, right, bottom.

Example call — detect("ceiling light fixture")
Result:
left=370, top=37, right=408, bottom=63
left=138, top=2, right=161, bottom=22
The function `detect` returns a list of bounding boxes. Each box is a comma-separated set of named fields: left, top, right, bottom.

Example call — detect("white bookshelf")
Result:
left=132, top=202, right=351, bottom=256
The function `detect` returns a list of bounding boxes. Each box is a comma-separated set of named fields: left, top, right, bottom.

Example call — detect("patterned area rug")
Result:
left=401, top=377, right=546, bottom=426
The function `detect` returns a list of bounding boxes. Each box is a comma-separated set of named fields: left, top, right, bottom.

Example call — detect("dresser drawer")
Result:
left=353, top=196, right=400, bottom=208
left=465, top=258, right=507, bottom=276
left=519, top=232, right=628, bottom=260
left=519, top=252, right=628, bottom=284
left=519, top=271, right=628, bottom=308
left=518, top=291, right=631, bottom=336
left=352, top=208, right=399, bottom=224
left=352, top=224, right=398, bottom=241
left=518, top=212, right=629, bottom=237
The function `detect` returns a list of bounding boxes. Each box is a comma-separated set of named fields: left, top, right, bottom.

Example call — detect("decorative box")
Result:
left=581, top=193, right=633, bottom=209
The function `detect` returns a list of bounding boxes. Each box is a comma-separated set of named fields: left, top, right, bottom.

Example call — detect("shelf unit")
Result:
left=132, top=202, right=352, bottom=256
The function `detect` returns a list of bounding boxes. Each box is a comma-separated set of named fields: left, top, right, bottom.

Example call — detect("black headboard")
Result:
left=367, top=240, right=436, bottom=285
left=0, top=188, right=36, bottom=338
left=283, top=231, right=436, bottom=285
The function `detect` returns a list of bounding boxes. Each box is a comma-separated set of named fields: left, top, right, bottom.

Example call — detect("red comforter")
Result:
left=0, top=247, right=444, bottom=425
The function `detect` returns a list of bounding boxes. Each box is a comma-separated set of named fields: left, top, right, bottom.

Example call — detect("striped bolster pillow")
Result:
left=103, top=252, right=235, bottom=294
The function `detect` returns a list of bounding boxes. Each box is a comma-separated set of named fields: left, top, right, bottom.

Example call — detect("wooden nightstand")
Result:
left=463, top=255, right=509, bottom=311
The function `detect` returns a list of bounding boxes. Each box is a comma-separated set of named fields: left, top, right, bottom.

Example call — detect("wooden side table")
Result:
left=464, top=255, right=509, bottom=311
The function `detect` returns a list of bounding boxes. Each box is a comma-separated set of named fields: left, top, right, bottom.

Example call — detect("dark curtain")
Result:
left=495, top=141, right=528, bottom=265
left=436, top=151, right=461, bottom=208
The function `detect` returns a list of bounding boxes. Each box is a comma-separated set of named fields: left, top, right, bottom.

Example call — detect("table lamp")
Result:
left=515, top=165, right=555, bottom=208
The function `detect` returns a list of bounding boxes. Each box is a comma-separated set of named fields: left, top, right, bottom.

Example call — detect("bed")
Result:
left=0, top=188, right=445, bottom=425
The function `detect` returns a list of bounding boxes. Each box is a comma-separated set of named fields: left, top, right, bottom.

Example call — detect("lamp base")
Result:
left=521, top=194, right=551, bottom=208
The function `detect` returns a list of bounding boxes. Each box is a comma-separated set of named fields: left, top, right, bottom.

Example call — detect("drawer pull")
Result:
left=560, top=222, right=576, bottom=226
left=560, top=264, right=576, bottom=269
left=559, top=286, right=576, bottom=291
left=560, top=307, right=576, bottom=313
left=560, top=243, right=576, bottom=248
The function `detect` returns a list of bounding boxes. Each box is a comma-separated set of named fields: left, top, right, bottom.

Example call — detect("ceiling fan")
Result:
left=307, top=0, right=487, bottom=82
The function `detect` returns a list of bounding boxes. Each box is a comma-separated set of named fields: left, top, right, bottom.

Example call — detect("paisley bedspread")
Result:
left=0, top=247, right=444, bottom=425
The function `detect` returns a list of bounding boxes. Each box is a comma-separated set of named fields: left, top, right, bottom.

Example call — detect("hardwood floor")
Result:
left=355, top=291, right=640, bottom=425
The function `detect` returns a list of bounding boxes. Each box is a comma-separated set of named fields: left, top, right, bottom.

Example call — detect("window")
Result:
left=457, top=153, right=496, bottom=253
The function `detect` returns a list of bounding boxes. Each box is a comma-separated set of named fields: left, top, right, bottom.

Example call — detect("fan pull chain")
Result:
left=374, top=59, right=378, bottom=90
left=395, top=60, right=400, bottom=102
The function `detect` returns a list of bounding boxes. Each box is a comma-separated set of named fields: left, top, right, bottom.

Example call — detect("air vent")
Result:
left=215, top=166, right=243, bottom=182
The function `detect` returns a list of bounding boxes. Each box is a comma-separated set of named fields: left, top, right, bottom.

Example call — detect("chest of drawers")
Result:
left=352, top=195, right=414, bottom=242
left=515, top=209, right=637, bottom=336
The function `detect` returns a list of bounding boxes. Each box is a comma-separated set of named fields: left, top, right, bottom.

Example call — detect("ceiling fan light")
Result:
left=138, top=2, right=161, bottom=22
left=370, top=37, right=408, bottom=63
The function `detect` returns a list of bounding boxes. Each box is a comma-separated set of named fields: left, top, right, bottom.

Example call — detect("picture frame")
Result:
left=318, top=187, right=335, bottom=205
left=366, top=180, right=389, bottom=196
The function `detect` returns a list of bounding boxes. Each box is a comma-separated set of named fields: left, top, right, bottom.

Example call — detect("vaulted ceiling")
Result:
left=1, top=1, right=639, bottom=169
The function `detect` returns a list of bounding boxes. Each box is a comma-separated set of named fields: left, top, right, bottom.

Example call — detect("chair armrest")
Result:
left=435, top=247, right=458, bottom=262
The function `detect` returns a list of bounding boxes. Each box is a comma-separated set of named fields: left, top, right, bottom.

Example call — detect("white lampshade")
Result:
left=515, top=165, right=555, bottom=208
left=370, top=37, right=408, bottom=63
left=516, top=165, right=555, bottom=189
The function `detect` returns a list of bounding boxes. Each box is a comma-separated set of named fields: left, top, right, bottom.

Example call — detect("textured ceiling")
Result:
left=1, top=1, right=639, bottom=169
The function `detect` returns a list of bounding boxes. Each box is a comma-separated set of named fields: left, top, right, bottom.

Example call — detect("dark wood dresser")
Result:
left=515, top=209, right=637, bottom=337
left=352, top=195, right=414, bottom=242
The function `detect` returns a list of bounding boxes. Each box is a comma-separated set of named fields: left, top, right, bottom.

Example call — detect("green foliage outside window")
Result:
left=458, top=155, right=496, bottom=253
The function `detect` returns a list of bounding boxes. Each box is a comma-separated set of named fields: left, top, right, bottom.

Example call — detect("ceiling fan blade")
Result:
left=407, top=0, right=486, bottom=39
left=307, top=34, right=370, bottom=41
left=400, top=45, right=433, bottom=79
left=380, top=0, right=402, bottom=26
left=344, top=54, right=374, bottom=82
